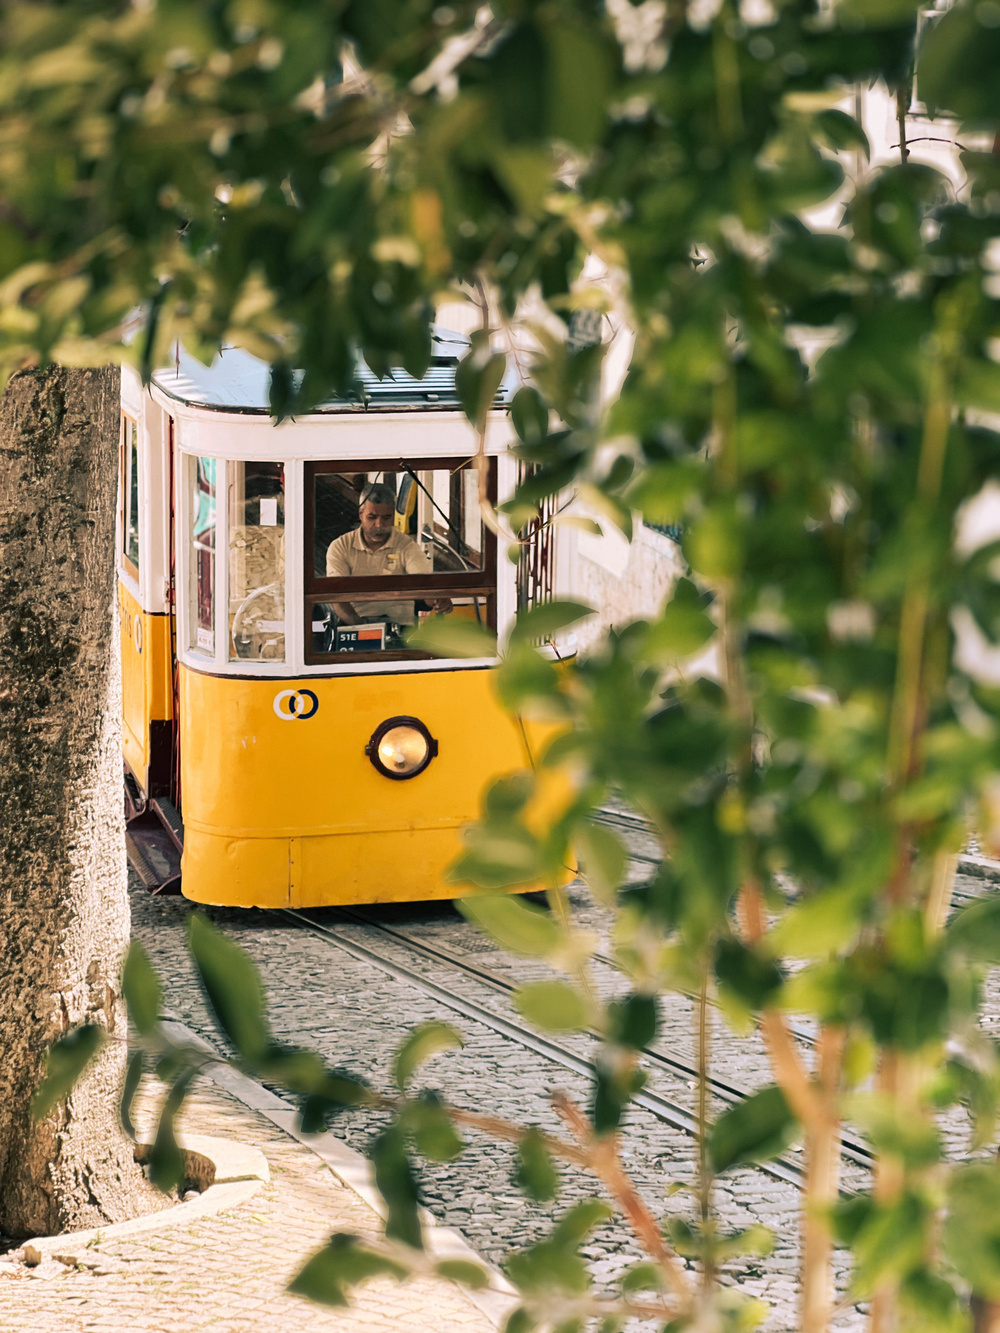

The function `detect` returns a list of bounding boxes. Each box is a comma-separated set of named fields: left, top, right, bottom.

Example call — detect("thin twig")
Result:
left=551, top=1090, right=695, bottom=1308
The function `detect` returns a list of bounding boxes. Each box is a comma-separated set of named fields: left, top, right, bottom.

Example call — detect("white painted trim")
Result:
left=149, top=383, right=516, bottom=461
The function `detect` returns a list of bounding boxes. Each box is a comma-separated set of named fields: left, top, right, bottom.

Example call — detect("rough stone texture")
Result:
left=0, top=1080, right=500, bottom=1333
left=0, top=366, right=158, bottom=1235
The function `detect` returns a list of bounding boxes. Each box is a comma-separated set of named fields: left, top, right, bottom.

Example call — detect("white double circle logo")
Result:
left=273, top=688, right=319, bottom=721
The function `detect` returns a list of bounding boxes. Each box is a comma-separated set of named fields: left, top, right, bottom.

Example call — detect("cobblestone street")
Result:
left=0, top=1077, right=499, bottom=1333
left=128, top=859, right=873, bottom=1332
left=7, top=851, right=996, bottom=1333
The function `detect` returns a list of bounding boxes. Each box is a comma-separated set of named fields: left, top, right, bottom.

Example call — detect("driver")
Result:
left=326, top=482, right=452, bottom=626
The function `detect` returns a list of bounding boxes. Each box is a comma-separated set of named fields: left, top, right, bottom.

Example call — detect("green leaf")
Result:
left=509, top=599, right=594, bottom=645
left=541, top=17, right=611, bottom=149
left=503, top=1308, right=537, bottom=1333
left=641, top=577, right=716, bottom=664
left=458, top=895, right=561, bottom=957
left=120, top=1049, right=144, bottom=1140
left=714, top=938, right=785, bottom=1009
left=945, top=1164, right=1000, bottom=1300
left=400, top=1091, right=465, bottom=1162
left=511, top=386, right=549, bottom=446
left=146, top=1067, right=196, bottom=1192
left=708, top=1085, right=798, bottom=1173
left=456, top=337, right=507, bottom=432
left=947, top=897, right=1000, bottom=961
left=122, top=941, right=161, bottom=1037
left=837, top=0, right=922, bottom=27
left=575, top=822, right=627, bottom=902
left=289, top=1234, right=409, bottom=1307
left=434, top=1259, right=491, bottom=1290
left=372, top=1126, right=423, bottom=1250
left=395, top=1022, right=464, bottom=1092
left=515, top=979, right=589, bottom=1031
left=405, top=618, right=498, bottom=659
left=620, top=1261, right=664, bottom=1295
left=813, top=109, right=870, bottom=159
left=33, top=1024, right=105, bottom=1119
left=187, top=913, right=270, bottom=1062
left=592, top=1059, right=647, bottom=1135
left=607, top=993, right=658, bottom=1050
left=551, top=1198, right=614, bottom=1247
left=516, top=1127, right=560, bottom=1202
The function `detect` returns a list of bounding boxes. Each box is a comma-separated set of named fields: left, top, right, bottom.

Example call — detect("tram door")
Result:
left=119, top=411, right=148, bottom=776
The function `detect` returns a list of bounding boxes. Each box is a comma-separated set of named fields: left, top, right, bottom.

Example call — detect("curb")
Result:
left=17, top=1133, right=269, bottom=1264
left=957, top=853, right=1000, bottom=881
left=159, top=1018, right=518, bottom=1330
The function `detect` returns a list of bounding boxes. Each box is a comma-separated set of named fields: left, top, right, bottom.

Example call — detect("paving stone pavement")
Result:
left=0, top=1079, right=501, bottom=1333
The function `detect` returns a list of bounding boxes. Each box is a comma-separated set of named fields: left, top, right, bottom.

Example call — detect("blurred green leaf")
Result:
left=372, top=1126, right=423, bottom=1250
left=607, top=993, right=658, bottom=1050
left=592, top=1059, right=647, bottom=1135
left=145, top=1067, right=196, bottom=1193
left=122, top=941, right=160, bottom=1038
left=289, top=1234, right=408, bottom=1307
left=516, top=1127, right=560, bottom=1201
left=434, top=1258, right=491, bottom=1290
left=946, top=897, right=1000, bottom=962
left=515, top=979, right=589, bottom=1031
left=187, top=913, right=270, bottom=1062
left=715, top=938, right=785, bottom=1009
left=945, top=1165, right=1000, bottom=1300
left=509, top=599, right=594, bottom=645
left=838, top=0, right=922, bottom=26
left=814, top=109, right=870, bottom=159
left=575, top=822, right=627, bottom=902
left=401, top=1091, right=465, bottom=1162
left=458, top=895, right=561, bottom=957
left=456, top=337, right=507, bottom=432
left=33, top=1024, right=105, bottom=1120
left=709, top=1086, right=797, bottom=1173
left=641, top=578, right=716, bottom=664
left=405, top=617, right=498, bottom=659
left=120, top=1049, right=144, bottom=1141
left=511, top=386, right=549, bottom=446
left=394, top=1022, right=464, bottom=1092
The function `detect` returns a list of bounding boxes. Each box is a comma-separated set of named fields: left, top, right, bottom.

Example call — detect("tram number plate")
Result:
left=335, top=624, right=385, bottom=652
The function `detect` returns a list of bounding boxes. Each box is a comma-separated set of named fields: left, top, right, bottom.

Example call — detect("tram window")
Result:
left=187, top=455, right=217, bottom=657
left=120, top=414, right=140, bottom=577
left=305, top=458, right=497, bottom=662
left=229, top=461, right=285, bottom=661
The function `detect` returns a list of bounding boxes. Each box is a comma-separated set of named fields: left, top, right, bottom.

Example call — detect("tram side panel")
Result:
left=119, top=581, right=174, bottom=796
left=179, top=663, right=568, bottom=908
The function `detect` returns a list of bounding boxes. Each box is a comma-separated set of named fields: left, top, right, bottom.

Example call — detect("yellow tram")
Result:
left=118, top=329, right=565, bottom=908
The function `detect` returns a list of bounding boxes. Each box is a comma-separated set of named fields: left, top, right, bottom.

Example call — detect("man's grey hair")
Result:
left=359, top=482, right=396, bottom=510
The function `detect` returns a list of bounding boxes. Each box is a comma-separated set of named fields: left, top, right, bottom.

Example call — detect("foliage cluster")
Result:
left=15, top=0, right=1000, bottom=1328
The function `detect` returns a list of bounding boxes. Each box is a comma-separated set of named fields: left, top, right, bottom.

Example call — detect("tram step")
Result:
left=125, top=809, right=183, bottom=895
left=151, top=796, right=184, bottom=854
left=125, top=831, right=162, bottom=891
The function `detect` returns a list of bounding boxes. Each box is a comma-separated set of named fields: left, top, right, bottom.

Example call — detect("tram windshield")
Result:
left=305, top=457, right=497, bottom=662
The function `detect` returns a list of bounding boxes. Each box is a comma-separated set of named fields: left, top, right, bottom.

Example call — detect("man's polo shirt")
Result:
left=325, top=527, right=431, bottom=624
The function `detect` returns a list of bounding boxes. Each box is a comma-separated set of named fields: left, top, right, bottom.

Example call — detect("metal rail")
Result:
left=279, top=907, right=872, bottom=1188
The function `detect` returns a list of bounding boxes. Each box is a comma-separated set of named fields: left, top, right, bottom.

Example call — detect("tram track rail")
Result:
left=278, top=906, right=875, bottom=1189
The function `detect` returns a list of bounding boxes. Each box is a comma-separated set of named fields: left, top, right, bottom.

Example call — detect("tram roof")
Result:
left=150, top=327, right=515, bottom=415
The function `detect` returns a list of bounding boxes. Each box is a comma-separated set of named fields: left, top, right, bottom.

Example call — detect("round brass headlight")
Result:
left=365, top=716, right=438, bottom=780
